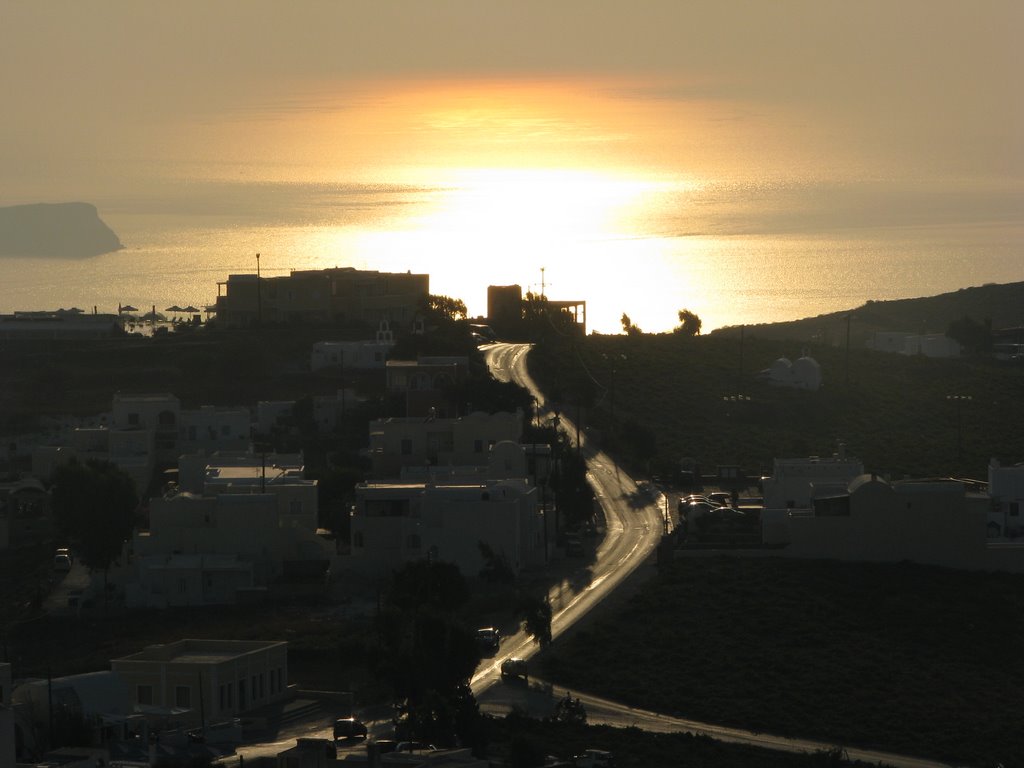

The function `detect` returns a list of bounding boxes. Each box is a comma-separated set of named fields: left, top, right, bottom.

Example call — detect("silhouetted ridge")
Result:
left=0, top=202, right=123, bottom=258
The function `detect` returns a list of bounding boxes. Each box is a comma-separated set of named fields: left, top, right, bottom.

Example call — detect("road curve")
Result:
left=477, top=343, right=960, bottom=768
left=472, top=343, right=667, bottom=694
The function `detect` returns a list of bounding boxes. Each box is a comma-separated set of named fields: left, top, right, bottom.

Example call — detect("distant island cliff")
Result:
left=0, top=202, right=123, bottom=258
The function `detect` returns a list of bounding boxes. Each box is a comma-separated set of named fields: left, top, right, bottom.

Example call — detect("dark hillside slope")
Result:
left=711, top=281, right=1024, bottom=345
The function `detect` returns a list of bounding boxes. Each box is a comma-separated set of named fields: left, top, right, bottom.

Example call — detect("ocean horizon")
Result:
left=2, top=174, right=1021, bottom=334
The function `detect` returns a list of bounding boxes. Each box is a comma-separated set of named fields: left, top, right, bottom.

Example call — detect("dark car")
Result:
left=476, top=627, right=500, bottom=653
left=333, top=717, right=368, bottom=742
left=500, top=657, right=528, bottom=681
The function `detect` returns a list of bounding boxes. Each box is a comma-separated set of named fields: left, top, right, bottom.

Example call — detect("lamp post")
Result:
left=947, top=394, right=972, bottom=471
left=255, top=252, right=262, bottom=328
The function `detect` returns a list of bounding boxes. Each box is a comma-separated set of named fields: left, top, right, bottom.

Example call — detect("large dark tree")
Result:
left=50, top=459, right=138, bottom=595
left=675, top=309, right=702, bottom=336
left=372, top=560, right=486, bottom=750
left=516, top=592, right=553, bottom=648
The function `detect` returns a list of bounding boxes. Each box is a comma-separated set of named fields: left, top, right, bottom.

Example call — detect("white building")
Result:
left=311, top=340, right=393, bottom=371
left=988, top=459, right=1024, bottom=539
left=179, top=405, right=251, bottom=454
left=761, top=451, right=864, bottom=544
left=784, top=474, right=1012, bottom=570
left=758, top=356, right=822, bottom=391
left=125, top=453, right=332, bottom=607
left=867, top=331, right=962, bottom=358
left=111, top=639, right=289, bottom=727
left=368, top=410, right=523, bottom=477
left=350, top=443, right=544, bottom=578
left=31, top=394, right=252, bottom=493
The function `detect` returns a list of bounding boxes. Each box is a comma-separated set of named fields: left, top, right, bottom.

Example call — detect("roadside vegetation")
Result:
left=526, top=326, right=1024, bottom=482
left=540, top=556, right=1024, bottom=767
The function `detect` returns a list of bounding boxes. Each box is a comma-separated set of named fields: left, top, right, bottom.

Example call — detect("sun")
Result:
left=416, top=167, right=663, bottom=243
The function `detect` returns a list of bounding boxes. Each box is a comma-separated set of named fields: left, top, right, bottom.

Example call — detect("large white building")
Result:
left=124, top=453, right=332, bottom=607
left=761, top=451, right=864, bottom=544
left=368, top=410, right=523, bottom=477
left=351, top=442, right=545, bottom=578
left=111, top=639, right=289, bottom=727
left=31, top=393, right=251, bottom=492
left=783, top=474, right=1019, bottom=571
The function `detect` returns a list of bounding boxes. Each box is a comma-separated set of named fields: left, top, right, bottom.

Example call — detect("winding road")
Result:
left=471, top=342, right=667, bottom=694
left=475, top=342, right=961, bottom=768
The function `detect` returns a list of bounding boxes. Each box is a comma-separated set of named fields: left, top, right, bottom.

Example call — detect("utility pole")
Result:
left=845, top=314, right=852, bottom=388
left=256, top=252, right=262, bottom=328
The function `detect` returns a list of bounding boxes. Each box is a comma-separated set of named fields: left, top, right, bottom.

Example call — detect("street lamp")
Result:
left=946, top=394, right=972, bottom=471
left=255, top=252, right=262, bottom=328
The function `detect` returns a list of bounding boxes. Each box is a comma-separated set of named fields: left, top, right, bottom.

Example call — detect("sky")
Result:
left=4, top=0, right=1022, bottom=200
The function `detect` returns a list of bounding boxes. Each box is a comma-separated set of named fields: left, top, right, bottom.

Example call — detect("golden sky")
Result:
left=4, top=1, right=1022, bottom=196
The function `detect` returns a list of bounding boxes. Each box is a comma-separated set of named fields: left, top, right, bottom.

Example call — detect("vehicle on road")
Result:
left=476, top=627, right=500, bottom=653
left=53, top=553, right=72, bottom=571
left=553, top=692, right=587, bottom=725
left=500, top=657, right=528, bottom=681
left=395, top=741, right=436, bottom=753
left=333, top=717, right=368, bottom=742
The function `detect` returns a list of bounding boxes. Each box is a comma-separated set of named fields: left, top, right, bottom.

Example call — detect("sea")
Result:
left=2, top=175, right=1020, bottom=335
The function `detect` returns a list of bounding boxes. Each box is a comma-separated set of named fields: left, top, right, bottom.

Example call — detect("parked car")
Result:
left=53, top=553, right=72, bottom=572
left=333, top=717, right=368, bottom=742
left=476, top=627, right=500, bottom=653
left=501, top=657, right=529, bottom=681
left=395, top=741, right=436, bottom=753
left=707, top=491, right=734, bottom=507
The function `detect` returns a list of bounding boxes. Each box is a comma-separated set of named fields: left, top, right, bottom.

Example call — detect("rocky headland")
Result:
left=0, top=202, right=123, bottom=258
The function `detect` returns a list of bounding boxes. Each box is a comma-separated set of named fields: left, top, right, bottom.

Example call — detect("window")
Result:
left=175, top=686, right=191, bottom=708
left=128, top=413, right=140, bottom=426
left=137, top=685, right=153, bottom=705
left=178, top=578, right=187, bottom=593
left=353, top=531, right=363, bottom=548
left=1011, top=502, right=1020, bottom=518
left=407, top=534, right=421, bottom=550
left=221, top=424, right=231, bottom=436
left=289, top=500, right=302, bottom=516
left=401, top=438, right=413, bottom=456
left=474, top=439, right=484, bottom=454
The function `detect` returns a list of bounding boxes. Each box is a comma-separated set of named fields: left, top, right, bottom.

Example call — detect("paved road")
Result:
left=477, top=342, right=964, bottom=768
left=234, top=342, right=963, bottom=768
left=473, top=343, right=667, bottom=697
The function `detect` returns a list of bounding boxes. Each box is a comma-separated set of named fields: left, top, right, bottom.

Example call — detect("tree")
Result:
left=387, top=560, right=469, bottom=613
left=372, top=560, right=484, bottom=749
left=516, top=593, right=553, bottom=647
left=50, top=459, right=138, bottom=603
left=620, top=313, right=642, bottom=337
left=426, top=294, right=469, bottom=323
left=675, top=309, right=702, bottom=336
left=946, top=314, right=991, bottom=355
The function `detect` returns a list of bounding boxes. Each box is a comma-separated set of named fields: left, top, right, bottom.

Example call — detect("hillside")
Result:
left=710, top=280, right=1024, bottom=345
left=0, top=202, right=123, bottom=258
left=526, top=308, right=1024, bottom=481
